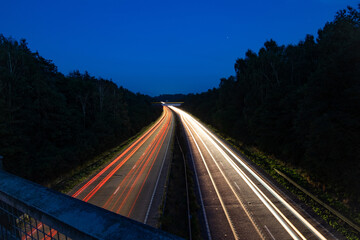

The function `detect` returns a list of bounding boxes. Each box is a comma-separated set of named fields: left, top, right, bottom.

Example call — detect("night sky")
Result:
left=1, top=0, right=358, bottom=96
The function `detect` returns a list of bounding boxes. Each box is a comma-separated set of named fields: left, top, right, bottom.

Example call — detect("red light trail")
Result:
left=23, top=106, right=174, bottom=239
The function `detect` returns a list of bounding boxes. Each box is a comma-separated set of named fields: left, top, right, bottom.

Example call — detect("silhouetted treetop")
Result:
left=0, top=35, right=161, bottom=184
left=182, top=6, right=360, bottom=202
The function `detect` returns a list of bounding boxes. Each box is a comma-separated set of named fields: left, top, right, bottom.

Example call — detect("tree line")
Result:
left=0, top=35, right=161, bottom=185
left=182, top=6, right=360, bottom=202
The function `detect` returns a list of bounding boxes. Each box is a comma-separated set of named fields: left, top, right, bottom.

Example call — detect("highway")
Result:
left=170, top=106, right=337, bottom=240
left=23, top=106, right=174, bottom=239
left=69, top=106, right=174, bottom=224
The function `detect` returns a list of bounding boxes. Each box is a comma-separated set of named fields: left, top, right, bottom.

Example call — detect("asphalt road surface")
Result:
left=68, top=106, right=174, bottom=225
left=23, top=107, right=174, bottom=239
left=170, top=106, right=338, bottom=240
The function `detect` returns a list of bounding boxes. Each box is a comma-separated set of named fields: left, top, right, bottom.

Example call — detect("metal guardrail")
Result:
left=0, top=170, right=182, bottom=240
left=274, top=169, right=360, bottom=233
left=0, top=198, right=72, bottom=240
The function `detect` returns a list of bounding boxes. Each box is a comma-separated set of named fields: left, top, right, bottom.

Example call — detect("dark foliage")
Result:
left=182, top=6, right=360, bottom=202
left=0, top=36, right=161, bottom=184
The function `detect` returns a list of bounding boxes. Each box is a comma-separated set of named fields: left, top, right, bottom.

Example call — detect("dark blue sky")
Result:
left=1, top=0, right=358, bottom=96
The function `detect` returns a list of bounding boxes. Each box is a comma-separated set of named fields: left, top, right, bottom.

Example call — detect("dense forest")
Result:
left=182, top=7, right=360, bottom=201
left=0, top=35, right=161, bottom=185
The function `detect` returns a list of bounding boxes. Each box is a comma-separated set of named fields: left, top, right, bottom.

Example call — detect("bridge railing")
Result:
left=0, top=170, right=181, bottom=240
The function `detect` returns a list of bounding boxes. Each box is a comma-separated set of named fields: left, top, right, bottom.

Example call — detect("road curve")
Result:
left=68, top=106, right=174, bottom=224
left=170, top=106, right=337, bottom=240
left=23, top=107, right=174, bottom=239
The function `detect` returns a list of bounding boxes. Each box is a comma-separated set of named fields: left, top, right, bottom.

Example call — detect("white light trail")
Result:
left=171, top=106, right=327, bottom=240
left=182, top=114, right=239, bottom=240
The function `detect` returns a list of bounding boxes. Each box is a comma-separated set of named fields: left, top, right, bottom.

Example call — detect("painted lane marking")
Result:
left=181, top=113, right=212, bottom=240
left=182, top=116, right=239, bottom=240
left=144, top=110, right=173, bottom=223
left=265, top=225, right=276, bottom=240
left=183, top=116, right=264, bottom=240
left=174, top=107, right=327, bottom=240
left=114, top=186, right=120, bottom=195
left=104, top=111, right=171, bottom=211
left=234, top=181, right=241, bottom=191
left=72, top=109, right=168, bottom=198
left=117, top=113, right=172, bottom=215
left=183, top=112, right=303, bottom=240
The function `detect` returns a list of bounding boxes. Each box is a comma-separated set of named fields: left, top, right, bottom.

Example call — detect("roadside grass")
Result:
left=180, top=110, right=359, bottom=240
left=159, top=135, right=188, bottom=238
left=207, top=127, right=360, bottom=240
left=50, top=115, right=163, bottom=194
left=159, top=113, right=202, bottom=240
